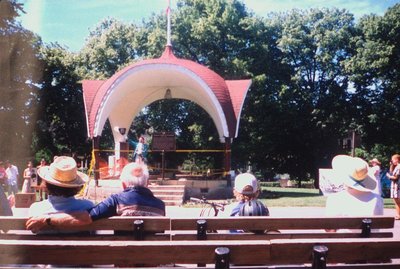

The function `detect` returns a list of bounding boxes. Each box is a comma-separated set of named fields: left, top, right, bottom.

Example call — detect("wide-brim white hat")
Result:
left=332, top=155, right=376, bottom=192
left=37, top=156, right=88, bottom=188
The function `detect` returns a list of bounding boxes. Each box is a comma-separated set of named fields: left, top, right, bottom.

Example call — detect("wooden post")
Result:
left=119, top=142, right=129, bottom=160
left=93, top=136, right=100, bottom=187
left=224, top=138, right=232, bottom=187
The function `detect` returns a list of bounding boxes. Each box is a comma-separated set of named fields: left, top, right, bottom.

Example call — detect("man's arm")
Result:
left=26, top=211, right=92, bottom=233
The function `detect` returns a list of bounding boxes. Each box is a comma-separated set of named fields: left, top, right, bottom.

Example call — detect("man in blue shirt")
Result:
left=26, top=162, right=165, bottom=232
left=28, top=156, right=94, bottom=218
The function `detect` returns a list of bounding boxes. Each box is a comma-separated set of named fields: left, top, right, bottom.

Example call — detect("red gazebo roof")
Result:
left=82, top=46, right=251, bottom=139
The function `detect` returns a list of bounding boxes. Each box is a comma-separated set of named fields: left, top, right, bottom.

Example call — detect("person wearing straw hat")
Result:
left=369, top=158, right=382, bottom=196
left=325, top=155, right=384, bottom=217
left=26, top=162, right=165, bottom=233
left=28, top=156, right=94, bottom=218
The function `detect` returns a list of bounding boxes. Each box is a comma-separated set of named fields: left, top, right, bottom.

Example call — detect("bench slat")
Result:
left=0, top=216, right=170, bottom=232
left=170, top=231, right=393, bottom=240
left=0, top=239, right=399, bottom=266
left=170, top=216, right=394, bottom=230
left=269, top=238, right=400, bottom=264
left=0, top=240, right=271, bottom=265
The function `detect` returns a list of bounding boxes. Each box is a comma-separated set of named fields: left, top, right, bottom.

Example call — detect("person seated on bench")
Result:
left=221, top=173, right=269, bottom=233
left=28, top=156, right=94, bottom=232
left=223, top=172, right=269, bottom=217
left=325, top=155, right=384, bottom=218
left=26, top=162, right=165, bottom=233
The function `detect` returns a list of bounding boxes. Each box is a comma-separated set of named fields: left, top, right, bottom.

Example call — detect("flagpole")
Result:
left=167, top=0, right=171, bottom=46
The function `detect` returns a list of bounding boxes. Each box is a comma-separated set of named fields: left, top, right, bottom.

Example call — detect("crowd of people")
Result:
left=1, top=149, right=399, bottom=233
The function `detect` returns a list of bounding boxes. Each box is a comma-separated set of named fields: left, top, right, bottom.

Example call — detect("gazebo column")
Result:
left=119, top=142, right=129, bottom=160
left=93, top=136, right=100, bottom=186
left=224, top=138, right=232, bottom=187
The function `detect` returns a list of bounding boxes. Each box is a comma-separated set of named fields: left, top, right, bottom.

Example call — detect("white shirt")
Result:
left=5, top=165, right=19, bottom=186
left=326, top=188, right=384, bottom=217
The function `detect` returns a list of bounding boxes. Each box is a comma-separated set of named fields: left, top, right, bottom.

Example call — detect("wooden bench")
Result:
left=170, top=216, right=395, bottom=240
left=0, top=216, right=394, bottom=240
left=0, top=215, right=399, bottom=268
left=0, top=238, right=400, bottom=268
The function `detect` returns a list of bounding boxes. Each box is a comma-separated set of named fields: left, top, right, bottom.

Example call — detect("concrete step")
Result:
left=148, top=184, right=186, bottom=189
left=163, top=200, right=184, bottom=206
left=155, top=194, right=184, bottom=199
left=148, top=184, right=185, bottom=206
left=151, top=191, right=185, bottom=196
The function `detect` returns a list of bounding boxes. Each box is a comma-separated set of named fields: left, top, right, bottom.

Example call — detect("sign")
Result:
left=15, top=193, right=36, bottom=208
left=318, top=168, right=344, bottom=196
left=152, top=132, right=176, bottom=151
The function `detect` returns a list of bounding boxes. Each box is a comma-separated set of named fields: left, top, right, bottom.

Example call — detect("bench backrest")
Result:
left=170, top=216, right=394, bottom=240
left=0, top=216, right=394, bottom=240
left=0, top=238, right=399, bottom=267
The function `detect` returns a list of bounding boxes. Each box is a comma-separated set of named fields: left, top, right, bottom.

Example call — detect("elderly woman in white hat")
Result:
left=28, top=156, right=94, bottom=219
left=325, top=155, right=384, bottom=217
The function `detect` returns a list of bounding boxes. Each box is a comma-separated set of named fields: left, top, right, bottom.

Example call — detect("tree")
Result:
left=0, top=0, right=43, bottom=162
left=76, top=18, right=140, bottom=79
left=345, top=4, right=400, bottom=159
left=32, top=45, right=90, bottom=160
left=260, top=8, right=357, bottom=184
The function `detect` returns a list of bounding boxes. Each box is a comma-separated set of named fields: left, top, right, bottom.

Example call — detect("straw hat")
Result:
left=332, top=155, right=376, bottom=192
left=37, top=156, right=88, bottom=188
left=369, top=158, right=381, bottom=165
left=234, top=173, right=258, bottom=195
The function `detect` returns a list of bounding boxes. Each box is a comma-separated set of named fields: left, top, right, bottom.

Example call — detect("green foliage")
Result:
left=0, top=0, right=43, bottom=161
left=76, top=18, right=139, bottom=79
left=345, top=4, right=400, bottom=152
left=3, top=0, right=400, bottom=185
left=32, top=45, right=91, bottom=159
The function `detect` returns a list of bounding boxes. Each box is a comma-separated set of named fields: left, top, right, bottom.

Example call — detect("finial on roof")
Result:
left=160, top=45, right=176, bottom=59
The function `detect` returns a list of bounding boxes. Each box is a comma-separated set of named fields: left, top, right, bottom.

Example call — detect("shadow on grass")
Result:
left=260, top=188, right=321, bottom=199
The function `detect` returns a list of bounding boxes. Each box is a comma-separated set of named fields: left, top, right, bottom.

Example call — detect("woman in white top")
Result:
left=386, top=154, right=400, bottom=219
left=22, top=161, right=37, bottom=193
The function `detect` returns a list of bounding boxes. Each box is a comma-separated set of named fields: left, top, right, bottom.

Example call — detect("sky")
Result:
left=18, top=0, right=400, bottom=52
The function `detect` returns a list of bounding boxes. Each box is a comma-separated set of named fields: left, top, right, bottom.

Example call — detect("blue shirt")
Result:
left=89, top=186, right=165, bottom=220
left=229, top=200, right=269, bottom=216
left=28, top=195, right=95, bottom=217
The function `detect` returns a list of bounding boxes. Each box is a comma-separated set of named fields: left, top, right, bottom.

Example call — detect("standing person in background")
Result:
left=0, top=161, right=12, bottom=216
left=5, top=160, right=19, bottom=196
left=0, top=161, right=7, bottom=189
left=22, top=161, right=37, bottom=193
left=387, top=154, right=400, bottom=220
left=128, top=136, right=148, bottom=164
left=369, top=158, right=382, bottom=196
left=36, top=158, right=47, bottom=200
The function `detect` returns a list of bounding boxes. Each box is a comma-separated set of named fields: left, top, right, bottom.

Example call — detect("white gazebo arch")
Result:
left=82, top=46, right=251, bottom=179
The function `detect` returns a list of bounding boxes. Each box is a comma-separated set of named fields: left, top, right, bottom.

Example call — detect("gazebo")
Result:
left=81, top=44, right=251, bottom=182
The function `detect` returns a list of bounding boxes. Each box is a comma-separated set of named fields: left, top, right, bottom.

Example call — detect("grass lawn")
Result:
left=258, top=186, right=395, bottom=209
